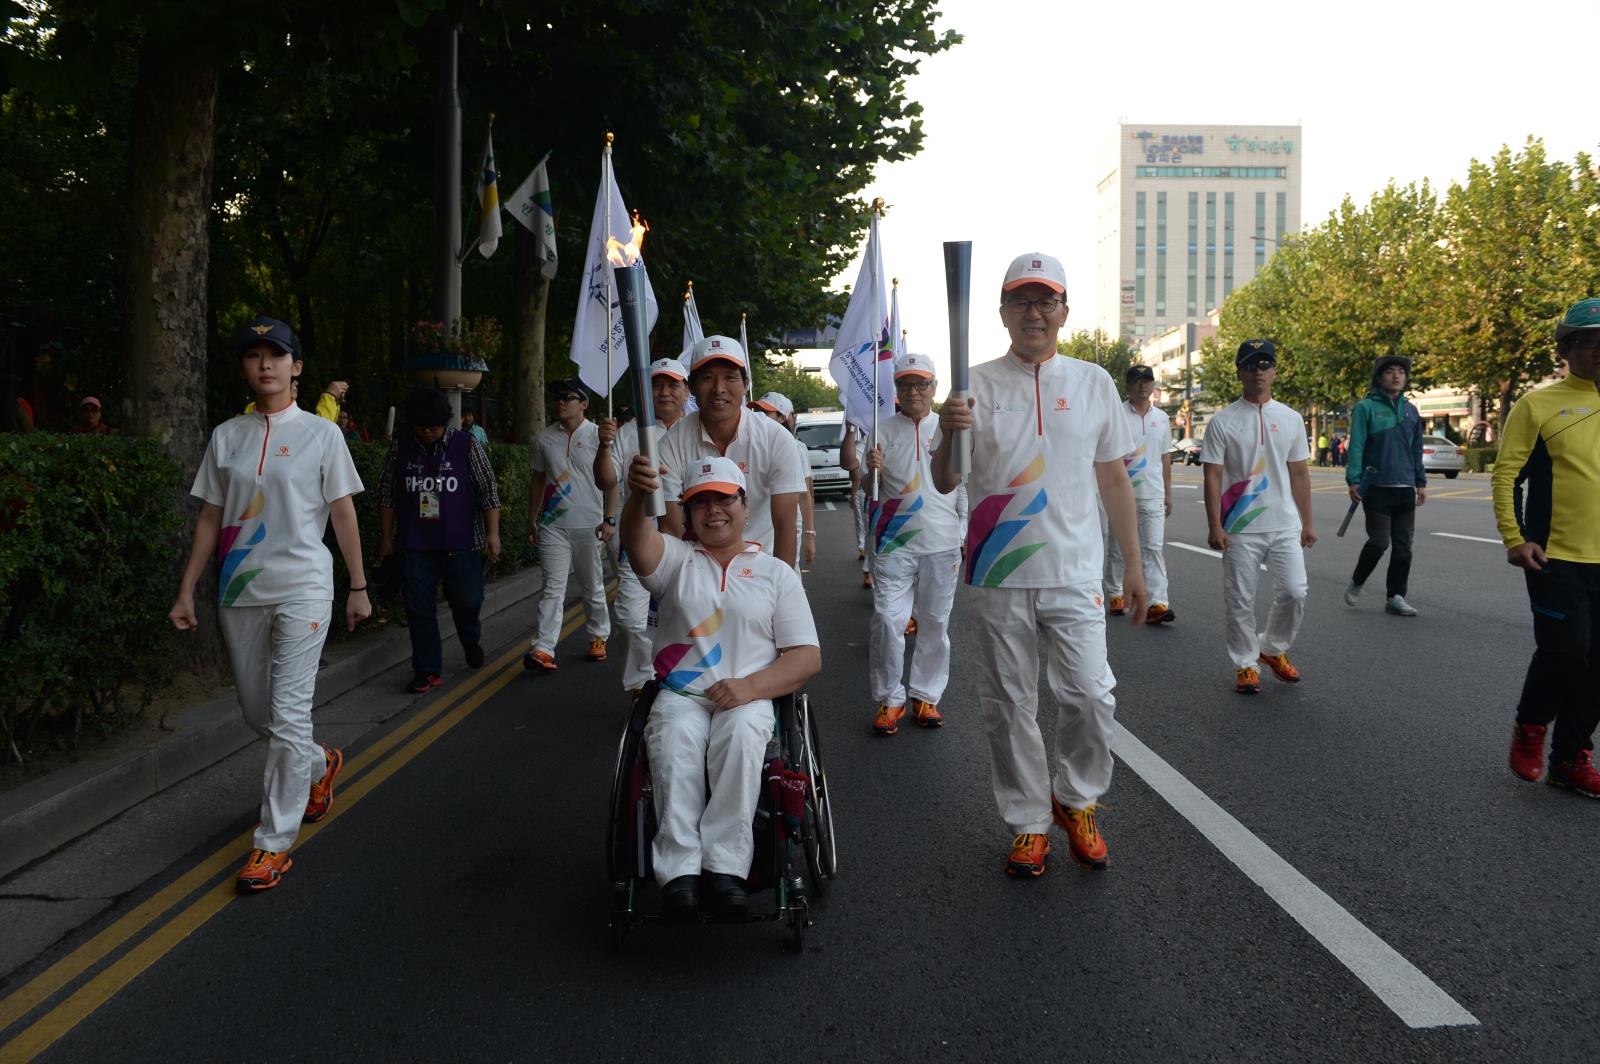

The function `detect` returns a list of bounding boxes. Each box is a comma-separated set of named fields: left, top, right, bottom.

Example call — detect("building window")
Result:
left=1276, top=191, right=1287, bottom=247
left=1223, top=193, right=1235, bottom=298
left=1205, top=193, right=1216, bottom=311
left=1187, top=192, right=1198, bottom=315
left=1135, top=192, right=1146, bottom=315
left=1255, top=192, right=1267, bottom=271
left=1156, top=192, right=1167, bottom=318
left=1135, top=166, right=1289, bottom=179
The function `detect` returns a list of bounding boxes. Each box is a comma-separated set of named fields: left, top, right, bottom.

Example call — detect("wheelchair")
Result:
left=606, top=682, right=837, bottom=952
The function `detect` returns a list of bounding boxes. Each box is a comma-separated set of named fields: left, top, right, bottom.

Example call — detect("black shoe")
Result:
left=704, top=872, right=749, bottom=919
left=463, top=641, right=485, bottom=669
left=660, top=875, right=700, bottom=921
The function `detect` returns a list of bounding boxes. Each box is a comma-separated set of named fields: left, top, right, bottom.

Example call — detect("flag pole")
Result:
left=870, top=198, right=885, bottom=503
left=604, top=131, right=615, bottom=417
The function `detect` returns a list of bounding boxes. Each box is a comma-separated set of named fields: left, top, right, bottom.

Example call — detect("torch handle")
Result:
left=614, top=261, right=666, bottom=518
left=636, top=423, right=666, bottom=519
left=943, top=241, right=972, bottom=481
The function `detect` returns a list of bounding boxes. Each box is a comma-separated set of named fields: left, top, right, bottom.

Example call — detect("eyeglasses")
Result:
left=1002, top=296, right=1064, bottom=314
left=895, top=378, right=933, bottom=391
left=1241, top=359, right=1276, bottom=372
left=556, top=394, right=584, bottom=403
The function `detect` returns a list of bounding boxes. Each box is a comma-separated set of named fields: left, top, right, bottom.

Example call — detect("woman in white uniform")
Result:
left=620, top=454, right=821, bottom=919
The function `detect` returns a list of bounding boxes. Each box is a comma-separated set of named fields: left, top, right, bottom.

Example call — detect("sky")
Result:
left=818, top=0, right=1599, bottom=398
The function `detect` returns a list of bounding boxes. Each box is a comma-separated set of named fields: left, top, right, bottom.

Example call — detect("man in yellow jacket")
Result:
left=1496, top=298, right=1600, bottom=799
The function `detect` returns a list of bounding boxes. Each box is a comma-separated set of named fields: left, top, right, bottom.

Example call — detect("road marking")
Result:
left=821, top=501, right=836, bottom=511
left=1427, top=489, right=1490, bottom=499
left=1170, top=540, right=1267, bottom=572
left=1430, top=532, right=1500, bottom=544
left=1112, top=725, right=1479, bottom=1029
left=0, top=598, right=604, bottom=1061
left=1173, top=484, right=1199, bottom=490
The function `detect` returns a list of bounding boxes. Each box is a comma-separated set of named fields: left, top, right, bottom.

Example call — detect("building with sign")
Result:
left=1096, top=123, right=1302, bottom=344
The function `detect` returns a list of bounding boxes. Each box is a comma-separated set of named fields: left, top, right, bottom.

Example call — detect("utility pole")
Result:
left=432, top=20, right=463, bottom=425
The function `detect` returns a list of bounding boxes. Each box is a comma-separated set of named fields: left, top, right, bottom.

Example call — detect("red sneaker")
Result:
left=1547, top=749, right=1600, bottom=799
left=1259, top=652, right=1301, bottom=683
left=1052, top=795, right=1109, bottom=870
left=910, top=698, right=943, bottom=728
left=1005, top=833, right=1050, bottom=878
left=1509, top=723, right=1548, bottom=782
left=873, top=704, right=906, bottom=735
left=302, top=745, right=343, bottom=823
left=1235, top=667, right=1261, bottom=694
left=236, top=849, right=292, bottom=892
left=522, top=649, right=557, bottom=672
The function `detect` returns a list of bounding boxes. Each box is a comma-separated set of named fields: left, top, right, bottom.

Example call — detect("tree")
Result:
left=752, top=357, right=839, bottom=412
left=1057, top=329, right=1136, bottom=387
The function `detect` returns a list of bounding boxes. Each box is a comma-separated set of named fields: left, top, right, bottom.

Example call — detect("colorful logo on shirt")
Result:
left=966, top=454, right=1049, bottom=587
left=216, top=490, right=267, bottom=606
left=1220, top=458, right=1269, bottom=533
left=539, top=471, right=573, bottom=525
left=868, top=470, right=925, bottom=555
left=653, top=608, right=725, bottom=692
left=1124, top=442, right=1149, bottom=487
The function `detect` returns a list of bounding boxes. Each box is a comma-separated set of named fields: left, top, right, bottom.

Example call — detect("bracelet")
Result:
left=803, top=531, right=816, bottom=536
left=349, top=585, right=367, bottom=592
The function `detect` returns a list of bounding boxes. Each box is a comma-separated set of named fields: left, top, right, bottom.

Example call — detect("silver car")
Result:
left=1421, top=435, right=1465, bottom=479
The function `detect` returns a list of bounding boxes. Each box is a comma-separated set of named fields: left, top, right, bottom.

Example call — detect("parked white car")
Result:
left=794, top=410, right=851, bottom=497
left=1421, top=435, right=1465, bottom=479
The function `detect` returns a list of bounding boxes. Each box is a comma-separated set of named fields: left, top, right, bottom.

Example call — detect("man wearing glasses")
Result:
left=842, top=352, right=962, bottom=736
left=1201, top=340, right=1316, bottom=695
left=933, top=253, right=1145, bottom=879
left=1106, top=364, right=1176, bottom=625
left=523, top=379, right=615, bottom=671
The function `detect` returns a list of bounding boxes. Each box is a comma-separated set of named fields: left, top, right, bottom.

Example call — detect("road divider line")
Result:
left=1112, top=724, right=1479, bottom=1030
left=1170, top=540, right=1268, bottom=572
left=1173, top=484, right=1199, bottom=490
left=1430, top=532, right=1500, bottom=544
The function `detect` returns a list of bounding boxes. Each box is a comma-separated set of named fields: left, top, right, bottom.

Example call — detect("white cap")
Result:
left=682, top=455, right=747, bottom=500
left=893, top=352, right=936, bottom=381
left=1002, top=252, right=1067, bottom=297
left=752, top=391, right=794, bottom=418
left=649, top=357, right=688, bottom=381
left=689, top=335, right=748, bottom=373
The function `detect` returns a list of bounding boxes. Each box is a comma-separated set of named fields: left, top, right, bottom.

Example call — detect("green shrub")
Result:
left=0, top=435, right=183, bottom=763
left=1464, top=446, right=1498, bottom=473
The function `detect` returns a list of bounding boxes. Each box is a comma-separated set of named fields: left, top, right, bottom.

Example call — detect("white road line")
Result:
left=821, top=501, right=836, bottom=511
left=1430, top=532, right=1499, bottom=544
left=1174, top=484, right=1199, bottom=490
left=1112, top=724, right=1479, bottom=1029
left=1170, top=540, right=1267, bottom=572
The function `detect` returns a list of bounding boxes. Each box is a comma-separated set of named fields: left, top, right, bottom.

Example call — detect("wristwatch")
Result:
left=604, top=516, right=618, bottom=526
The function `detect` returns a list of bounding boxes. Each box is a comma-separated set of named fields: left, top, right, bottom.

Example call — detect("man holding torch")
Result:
left=933, top=252, right=1145, bottom=878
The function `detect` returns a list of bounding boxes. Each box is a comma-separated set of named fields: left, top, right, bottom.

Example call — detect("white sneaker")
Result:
left=1344, top=581, right=1362, bottom=607
left=1385, top=595, right=1418, bottom=617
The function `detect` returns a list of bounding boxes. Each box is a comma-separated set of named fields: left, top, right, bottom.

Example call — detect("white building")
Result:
left=1134, top=316, right=1218, bottom=439
left=1097, top=123, right=1303, bottom=344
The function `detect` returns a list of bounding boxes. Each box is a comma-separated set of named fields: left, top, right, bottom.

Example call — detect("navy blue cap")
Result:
left=235, top=316, right=299, bottom=358
left=1125, top=364, right=1155, bottom=382
left=548, top=377, right=589, bottom=399
left=1235, top=338, right=1277, bottom=367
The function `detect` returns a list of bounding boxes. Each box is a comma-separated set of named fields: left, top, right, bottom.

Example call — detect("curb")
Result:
left=0, top=566, right=545, bottom=881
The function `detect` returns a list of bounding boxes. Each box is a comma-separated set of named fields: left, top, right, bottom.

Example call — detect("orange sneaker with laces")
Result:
left=862, top=572, right=874, bottom=589
left=910, top=698, right=943, bottom=728
left=1259, top=652, right=1300, bottom=683
left=302, top=744, right=343, bottom=823
left=1235, top=667, right=1261, bottom=694
left=1005, top=833, right=1050, bottom=877
left=236, top=848, right=293, bottom=892
left=1052, top=796, right=1109, bottom=869
left=522, top=649, right=557, bottom=671
left=587, top=637, right=607, bottom=661
left=1107, top=595, right=1128, bottom=616
left=1144, top=603, right=1175, bottom=625
left=873, top=704, right=906, bottom=735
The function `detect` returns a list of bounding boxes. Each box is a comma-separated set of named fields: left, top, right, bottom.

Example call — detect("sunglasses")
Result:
left=1241, top=359, right=1276, bottom=372
left=556, top=393, right=584, bottom=403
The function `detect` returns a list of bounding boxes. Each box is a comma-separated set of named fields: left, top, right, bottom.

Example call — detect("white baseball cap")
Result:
left=682, top=455, right=747, bottom=501
left=751, top=391, right=794, bottom=417
left=649, top=357, right=688, bottom=381
left=893, top=352, right=936, bottom=381
left=1002, top=252, right=1067, bottom=297
left=689, top=335, right=748, bottom=373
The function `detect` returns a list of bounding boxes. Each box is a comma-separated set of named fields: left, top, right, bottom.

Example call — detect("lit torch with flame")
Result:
left=611, top=213, right=665, bottom=516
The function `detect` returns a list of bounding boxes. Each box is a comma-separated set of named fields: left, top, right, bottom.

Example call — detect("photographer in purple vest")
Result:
left=378, top=389, right=503, bottom=693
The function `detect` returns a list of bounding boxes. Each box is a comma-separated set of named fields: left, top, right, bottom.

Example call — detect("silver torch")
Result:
left=613, top=259, right=665, bottom=517
left=943, top=241, right=972, bottom=480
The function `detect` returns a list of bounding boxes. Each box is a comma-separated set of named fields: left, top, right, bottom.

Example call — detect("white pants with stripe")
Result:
left=869, top=547, right=960, bottom=706
left=219, top=600, right=332, bottom=853
left=532, top=525, right=609, bottom=654
left=644, top=689, right=772, bottom=884
left=970, top=583, right=1117, bottom=833
left=1105, top=498, right=1170, bottom=605
left=1222, top=529, right=1307, bottom=670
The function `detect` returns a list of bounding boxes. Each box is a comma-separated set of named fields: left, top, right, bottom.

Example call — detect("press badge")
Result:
left=419, top=490, right=441, bottom=520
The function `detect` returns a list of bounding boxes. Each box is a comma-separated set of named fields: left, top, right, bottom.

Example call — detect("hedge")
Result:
left=1, top=434, right=541, bottom=766
left=1464, top=447, right=1498, bottom=473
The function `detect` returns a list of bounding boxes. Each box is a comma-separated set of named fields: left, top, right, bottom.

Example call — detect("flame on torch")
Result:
left=605, top=211, right=649, bottom=266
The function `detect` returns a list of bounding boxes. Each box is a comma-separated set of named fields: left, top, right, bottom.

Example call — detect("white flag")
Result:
left=890, top=283, right=902, bottom=367
left=739, top=313, right=750, bottom=363
left=504, top=154, right=558, bottom=279
left=683, top=287, right=705, bottom=350
left=472, top=127, right=502, bottom=259
left=827, top=213, right=894, bottom=437
left=570, top=151, right=658, bottom=396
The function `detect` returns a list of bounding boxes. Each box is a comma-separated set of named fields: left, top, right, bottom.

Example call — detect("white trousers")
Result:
left=219, top=600, right=332, bottom=852
left=971, top=584, right=1117, bottom=832
left=532, top=525, right=609, bottom=653
left=1105, top=499, right=1170, bottom=605
left=614, top=556, right=654, bottom=690
left=1222, top=530, right=1307, bottom=669
left=869, top=548, right=960, bottom=706
left=644, top=689, right=772, bottom=884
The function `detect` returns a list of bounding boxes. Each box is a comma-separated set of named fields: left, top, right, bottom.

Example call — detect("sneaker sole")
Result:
left=302, top=748, right=344, bottom=823
left=1066, top=847, right=1109, bottom=871
left=1236, top=686, right=1259, bottom=694
left=914, top=717, right=943, bottom=728
left=1004, top=861, right=1046, bottom=877
left=237, top=858, right=293, bottom=893
left=1546, top=776, right=1600, bottom=799
left=522, top=655, right=557, bottom=672
left=873, top=724, right=901, bottom=736
left=1146, top=613, right=1175, bottom=625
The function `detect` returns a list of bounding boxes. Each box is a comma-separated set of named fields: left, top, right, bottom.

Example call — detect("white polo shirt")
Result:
left=1121, top=401, right=1172, bottom=502
left=640, top=536, right=819, bottom=697
left=191, top=403, right=364, bottom=608
left=608, top=417, right=682, bottom=508
left=864, top=412, right=961, bottom=556
left=532, top=419, right=604, bottom=530
left=658, top=408, right=806, bottom=551
left=1199, top=397, right=1310, bottom=535
left=965, top=352, right=1132, bottom=589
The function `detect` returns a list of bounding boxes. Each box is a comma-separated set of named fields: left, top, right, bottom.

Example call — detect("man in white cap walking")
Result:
left=934, top=253, right=1146, bottom=878
left=1105, top=364, right=1176, bottom=625
left=843, top=352, right=962, bottom=735
left=751, top=389, right=816, bottom=571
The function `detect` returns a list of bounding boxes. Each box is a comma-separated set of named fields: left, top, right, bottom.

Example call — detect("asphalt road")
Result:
left=3, top=468, right=1597, bottom=1063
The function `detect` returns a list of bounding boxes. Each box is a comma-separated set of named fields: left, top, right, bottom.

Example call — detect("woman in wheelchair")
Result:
left=621, top=454, right=821, bottom=919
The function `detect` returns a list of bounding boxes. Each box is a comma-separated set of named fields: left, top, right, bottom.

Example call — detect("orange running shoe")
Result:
left=1005, top=833, right=1050, bottom=877
left=862, top=572, right=874, bottom=590
left=1107, top=595, right=1128, bottom=616
left=236, top=848, right=293, bottom=892
left=587, top=637, right=608, bottom=661
left=1144, top=603, right=1175, bottom=625
left=1052, top=796, right=1109, bottom=870
left=1235, top=667, right=1261, bottom=694
left=302, top=744, right=343, bottom=823
left=873, top=704, right=907, bottom=735
left=905, top=617, right=918, bottom=636
left=1259, top=652, right=1301, bottom=683
left=522, top=649, right=557, bottom=671
left=910, top=698, right=943, bottom=728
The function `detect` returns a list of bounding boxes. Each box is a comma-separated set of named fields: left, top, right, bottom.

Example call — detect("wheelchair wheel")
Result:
left=606, top=686, right=657, bottom=887
left=796, top=693, right=838, bottom=893
left=787, top=896, right=809, bottom=953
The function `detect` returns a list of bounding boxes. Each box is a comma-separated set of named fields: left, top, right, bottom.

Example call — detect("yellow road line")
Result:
left=0, top=589, right=606, bottom=1057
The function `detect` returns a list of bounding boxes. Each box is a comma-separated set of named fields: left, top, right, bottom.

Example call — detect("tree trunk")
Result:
left=123, top=41, right=221, bottom=669
left=513, top=225, right=550, bottom=443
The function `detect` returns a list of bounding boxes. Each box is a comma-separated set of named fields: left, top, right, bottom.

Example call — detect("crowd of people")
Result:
left=163, top=278, right=1600, bottom=900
